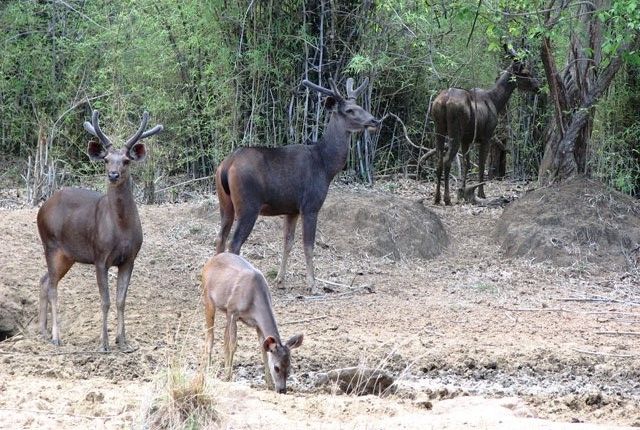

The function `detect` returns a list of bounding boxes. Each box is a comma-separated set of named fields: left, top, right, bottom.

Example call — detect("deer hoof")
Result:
left=51, top=338, right=62, bottom=347
left=308, top=286, right=322, bottom=296
left=117, top=342, right=137, bottom=353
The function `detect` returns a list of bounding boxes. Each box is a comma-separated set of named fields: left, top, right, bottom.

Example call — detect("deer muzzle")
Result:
left=367, top=118, right=381, bottom=131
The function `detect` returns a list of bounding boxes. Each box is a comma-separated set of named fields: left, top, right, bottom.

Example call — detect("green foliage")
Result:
left=1, top=0, right=638, bottom=196
left=591, top=67, right=640, bottom=196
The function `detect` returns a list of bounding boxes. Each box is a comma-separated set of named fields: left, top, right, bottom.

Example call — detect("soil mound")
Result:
left=320, top=191, right=448, bottom=260
left=0, top=286, right=24, bottom=340
left=493, top=177, right=640, bottom=270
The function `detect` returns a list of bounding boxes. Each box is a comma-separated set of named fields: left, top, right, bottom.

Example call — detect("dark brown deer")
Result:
left=431, top=46, right=540, bottom=205
left=202, top=252, right=303, bottom=394
left=37, top=110, right=163, bottom=352
left=215, top=77, right=380, bottom=294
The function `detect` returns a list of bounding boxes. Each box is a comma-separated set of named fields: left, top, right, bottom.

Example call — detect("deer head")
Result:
left=503, top=44, right=541, bottom=93
left=263, top=334, right=303, bottom=394
left=302, top=77, right=380, bottom=132
left=84, top=110, right=163, bottom=185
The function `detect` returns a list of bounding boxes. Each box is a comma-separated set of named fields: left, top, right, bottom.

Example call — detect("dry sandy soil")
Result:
left=1, top=178, right=639, bottom=429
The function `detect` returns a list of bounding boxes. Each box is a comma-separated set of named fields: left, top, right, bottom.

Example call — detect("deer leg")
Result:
left=229, top=209, right=259, bottom=254
left=257, top=328, right=275, bottom=390
left=204, top=293, right=216, bottom=367
left=38, top=273, right=49, bottom=339
left=434, top=138, right=445, bottom=205
left=477, top=140, right=489, bottom=199
left=458, top=145, right=470, bottom=202
left=115, top=262, right=134, bottom=351
left=275, top=214, right=299, bottom=289
left=95, top=264, right=111, bottom=352
left=42, top=250, right=73, bottom=345
left=224, top=311, right=238, bottom=381
left=216, top=198, right=234, bottom=254
left=443, top=138, right=460, bottom=206
left=302, top=212, right=319, bottom=295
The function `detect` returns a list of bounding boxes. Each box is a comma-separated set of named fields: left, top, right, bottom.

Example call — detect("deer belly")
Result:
left=108, top=243, right=139, bottom=267
left=259, top=203, right=298, bottom=216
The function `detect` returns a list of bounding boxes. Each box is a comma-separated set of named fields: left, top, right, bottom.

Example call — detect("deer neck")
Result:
left=106, top=176, right=139, bottom=230
left=317, top=115, right=351, bottom=179
left=487, top=71, right=517, bottom=114
left=255, top=308, right=281, bottom=343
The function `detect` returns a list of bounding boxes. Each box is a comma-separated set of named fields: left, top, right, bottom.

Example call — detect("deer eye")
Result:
left=345, top=108, right=354, bottom=114
left=123, top=159, right=130, bottom=165
left=274, top=366, right=280, bottom=373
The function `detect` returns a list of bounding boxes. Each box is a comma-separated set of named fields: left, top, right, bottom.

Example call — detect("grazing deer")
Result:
left=37, top=110, right=163, bottom=352
left=215, top=77, right=380, bottom=294
left=431, top=46, right=540, bottom=205
left=202, top=252, right=303, bottom=394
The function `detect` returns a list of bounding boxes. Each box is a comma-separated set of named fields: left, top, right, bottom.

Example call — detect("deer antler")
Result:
left=327, top=78, right=344, bottom=99
left=345, top=77, right=369, bottom=99
left=83, top=110, right=112, bottom=148
left=301, top=79, right=335, bottom=97
left=125, top=111, right=149, bottom=149
left=125, top=111, right=163, bottom=149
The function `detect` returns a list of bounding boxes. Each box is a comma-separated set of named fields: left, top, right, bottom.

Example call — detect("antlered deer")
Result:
left=202, top=252, right=303, bottom=394
left=431, top=46, right=540, bottom=205
left=37, top=110, right=163, bottom=352
left=215, top=77, right=380, bottom=294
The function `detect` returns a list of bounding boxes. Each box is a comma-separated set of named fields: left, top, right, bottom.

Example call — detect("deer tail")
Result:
left=216, top=161, right=231, bottom=196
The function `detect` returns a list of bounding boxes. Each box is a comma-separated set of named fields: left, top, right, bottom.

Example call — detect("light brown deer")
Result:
left=202, top=252, right=303, bottom=394
left=431, top=46, right=540, bottom=205
left=215, top=77, right=380, bottom=295
left=37, top=110, right=163, bottom=352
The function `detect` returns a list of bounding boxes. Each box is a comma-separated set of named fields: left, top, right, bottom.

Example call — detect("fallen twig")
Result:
left=570, top=347, right=639, bottom=358
left=595, top=331, right=640, bottom=336
left=501, top=307, right=572, bottom=313
left=154, top=175, right=214, bottom=194
left=282, top=315, right=328, bottom=325
left=0, top=407, right=119, bottom=420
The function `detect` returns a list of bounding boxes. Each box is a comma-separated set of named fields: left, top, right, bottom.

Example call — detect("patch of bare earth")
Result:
left=0, top=178, right=639, bottom=429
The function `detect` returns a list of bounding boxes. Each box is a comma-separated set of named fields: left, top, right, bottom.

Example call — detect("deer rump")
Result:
left=432, top=88, right=499, bottom=147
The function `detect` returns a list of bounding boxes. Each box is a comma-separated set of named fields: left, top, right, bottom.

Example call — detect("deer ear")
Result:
left=263, top=336, right=278, bottom=352
left=324, top=96, right=338, bottom=111
left=129, top=143, right=147, bottom=161
left=285, top=334, right=303, bottom=350
left=87, top=140, right=107, bottom=161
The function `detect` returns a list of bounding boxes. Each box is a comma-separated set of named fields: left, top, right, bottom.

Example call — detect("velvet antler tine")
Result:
left=91, top=110, right=111, bottom=148
left=83, top=121, right=97, bottom=135
left=301, top=80, right=335, bottom=97
left=346, top=78, right=356, bottom=98
left=353, top=77, right=369, bottom=98
left=125, top=111, right=149, bottom=149
left=139, top=124, right=164, bottom=139
left=327, top=78, right=343, bottom=99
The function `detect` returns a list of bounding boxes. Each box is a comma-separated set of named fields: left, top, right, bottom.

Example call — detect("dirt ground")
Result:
left=1, top=178, right=639, bottom=429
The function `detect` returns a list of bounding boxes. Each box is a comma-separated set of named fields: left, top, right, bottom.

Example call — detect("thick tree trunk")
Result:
left=538, top=0, right=635, bottom=185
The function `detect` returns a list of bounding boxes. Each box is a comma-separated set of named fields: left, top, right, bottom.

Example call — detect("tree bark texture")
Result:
left=538, top=0, right=636, bottom=185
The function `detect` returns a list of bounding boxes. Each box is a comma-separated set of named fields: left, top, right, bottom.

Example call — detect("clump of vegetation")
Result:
left=144, top=366, right=220, bottom=429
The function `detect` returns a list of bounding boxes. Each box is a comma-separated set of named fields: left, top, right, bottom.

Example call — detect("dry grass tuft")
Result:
left=144, top=366, right=220, bottom=429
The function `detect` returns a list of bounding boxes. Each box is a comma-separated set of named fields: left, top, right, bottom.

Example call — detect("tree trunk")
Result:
left=537, top=0, right=635, bottom=185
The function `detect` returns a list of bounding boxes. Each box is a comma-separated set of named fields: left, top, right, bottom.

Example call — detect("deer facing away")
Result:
left=202, top=252, right=303, bottom=394
left=37, top=110, right=163, bottom=352
left=431, top=46, right=540, bottom=205
left=215, top=77, right=380, bottom=294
